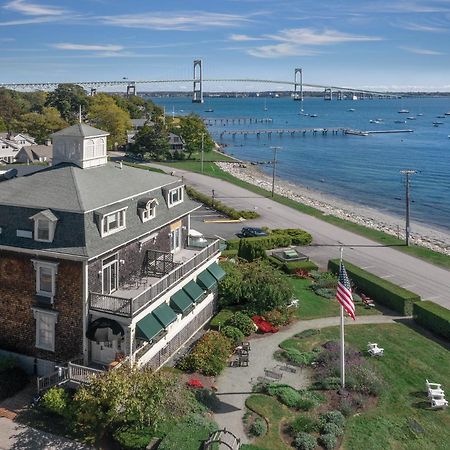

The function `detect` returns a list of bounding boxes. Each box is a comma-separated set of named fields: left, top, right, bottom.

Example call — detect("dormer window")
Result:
left=168, top=187, right=183, bottom=207
left=101, top=208, right=127, bottom=237
left=30, top=209, right=58, bottom=243
left=138, top=198, right=158, bottom=223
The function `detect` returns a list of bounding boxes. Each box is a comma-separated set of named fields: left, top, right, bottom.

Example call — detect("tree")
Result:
left=20, top=107, right=67, bottom=144
left=173, top=114, right=214, bottom=159
left=112, top=94, right=157, bottom=119
left=45, top=84, right=89, bottom=123
left=131, top=118, right=170, bottom=159
left=0, top=89, right=22, bottom=134
left=87, top=94, right=131, bottom=149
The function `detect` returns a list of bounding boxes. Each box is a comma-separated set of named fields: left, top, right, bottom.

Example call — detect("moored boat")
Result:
left=398, top=109, right=409, bottom=113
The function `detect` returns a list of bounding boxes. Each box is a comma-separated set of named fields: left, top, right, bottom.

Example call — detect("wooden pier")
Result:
left=204, top=117, right=273, bottom=125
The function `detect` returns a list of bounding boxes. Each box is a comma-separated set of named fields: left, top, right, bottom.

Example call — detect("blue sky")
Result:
left=1, top=0, right=450, bottom=91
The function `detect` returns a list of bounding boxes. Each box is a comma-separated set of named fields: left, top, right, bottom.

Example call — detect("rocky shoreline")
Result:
left=216, top=161, right=450, bottom=256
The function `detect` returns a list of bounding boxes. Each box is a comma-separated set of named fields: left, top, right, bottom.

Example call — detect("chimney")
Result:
left=45, top=139, right=51, bottom=146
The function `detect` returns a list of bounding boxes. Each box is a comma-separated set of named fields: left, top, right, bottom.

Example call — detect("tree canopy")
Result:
left=131, top=117, right=170, bottom=159
left=87, top=94, right=131, bottom=149
left=20, top=107, right=67, bottom=144
left=45, top=84, right=89, bottom=124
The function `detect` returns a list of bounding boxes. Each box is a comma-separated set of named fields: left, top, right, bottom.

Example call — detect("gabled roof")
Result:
left=29, top=209, right=58, bottom=222
left=52, top=123, right=109, bottom=138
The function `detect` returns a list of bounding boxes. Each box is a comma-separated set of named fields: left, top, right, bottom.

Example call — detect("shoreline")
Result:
left=215, top=161, right=450, bottom=255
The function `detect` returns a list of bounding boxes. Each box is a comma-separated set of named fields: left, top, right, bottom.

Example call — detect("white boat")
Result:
left=309, top=114, right=318, bottom=118
left=436, top=115, right=445, bottom=119
left=352, top=95, right=358, bottom=100
left=394, top=120, right=406, bottom=124
left=417, top=113, right=423, bottom=116
left=398, top=109, right=409, bottom=113
left=445, top=112, right=450, bottom=116
left=347, top=108, right=355, bottom=112
left=407, top=116, right=416, bottom=120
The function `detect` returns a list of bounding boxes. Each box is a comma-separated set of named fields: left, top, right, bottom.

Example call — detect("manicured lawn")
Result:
left=289, top=278, right=381, bottom=320
left=246, top=394, right=295, bottom=450
left=280, top=323, right=450, bottom=450
left=158, top=161, right=450, bottom=270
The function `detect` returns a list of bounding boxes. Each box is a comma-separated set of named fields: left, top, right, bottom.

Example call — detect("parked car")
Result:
left=240, top=227, right=268, bottom=238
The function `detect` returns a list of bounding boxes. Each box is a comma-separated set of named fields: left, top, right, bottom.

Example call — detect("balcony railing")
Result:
left=89, top=238, right=220, bottom=318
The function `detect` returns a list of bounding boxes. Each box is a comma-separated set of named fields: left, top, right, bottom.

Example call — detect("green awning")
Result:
left=207, top=262, right=226, bottom=282
left=183, top=280, right=205, bottom=303
left=170, top=290, right=194, bottom=314
left=153, top=302, right=178, bottom=328
left=136, top=314, right=164, bottom=341
left=197, top=270, right=217, bottom=290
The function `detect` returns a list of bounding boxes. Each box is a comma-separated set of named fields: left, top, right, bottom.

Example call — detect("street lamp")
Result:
left=270, top=146, right=282, bottom=197
left=400, top=169, right=417, bottom=246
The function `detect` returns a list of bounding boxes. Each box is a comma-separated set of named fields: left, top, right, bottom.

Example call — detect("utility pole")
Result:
left=270, top=146, right=282, bottom=197
left=400, top=169, right=417, bottom=246
left=201, top=133, right=205, bottom=174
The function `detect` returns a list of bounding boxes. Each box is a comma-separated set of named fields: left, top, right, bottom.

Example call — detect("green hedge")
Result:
left=227, top=229, right=312, bottom=251
left=413, top=301, right=450, bottom=340
left=328, top=259, right=420, bottom=315
left=268, top=256, right=318, bottom=274
left=185, top=186, right=259, bottom=220
left=210, top=309, right=235, bottom=330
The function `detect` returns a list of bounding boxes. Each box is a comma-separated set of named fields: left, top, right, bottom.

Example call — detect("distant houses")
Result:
left=0, top=132, right=36, bottom=164
left=16, top=143, right=53, bottom=164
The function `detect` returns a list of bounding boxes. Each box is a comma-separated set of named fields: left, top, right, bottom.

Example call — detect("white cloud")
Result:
left=236, top=27, right=382, bottom=58
left=229, top=34, right=267, bottom=42
left=0, top=16, right=57, bottom=26
left=400, top=46, right=445, bottom=55
left=3, top=0, right=66, bottom=16
left=101, top=11, right=251, bottom=31
left=52, top=43, right=124, bottom=52
left=396, top=22, right=449, bottom=33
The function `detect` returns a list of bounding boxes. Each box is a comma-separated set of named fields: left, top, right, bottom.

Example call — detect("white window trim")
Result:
left=100, top=207, right=127, bottom=237
left=31, top=259, right=59, bottom=299
left=139, top=199, right=158, bottom=223
left=168, top=187, right=184, bottom=208
left=32, top=307, right=58, bottom=352
left=101, top=253, right=119, bottom=295
left=34, top=218, right=56, bottom=243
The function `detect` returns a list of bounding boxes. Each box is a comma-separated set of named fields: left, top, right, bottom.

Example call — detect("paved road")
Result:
left=151, top=163, right=450, bottom=309
left=213, top=314, right=405, bottom=443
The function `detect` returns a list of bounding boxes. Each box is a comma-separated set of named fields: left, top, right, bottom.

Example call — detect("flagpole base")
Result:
left=337, top=388, right=349, bottom=397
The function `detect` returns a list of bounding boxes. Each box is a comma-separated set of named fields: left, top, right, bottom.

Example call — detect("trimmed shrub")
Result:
left=322, top=422, right=344, bottom=437
left=314, top=377, right=341, bottom=390
left=210, top=309, right=235, bottom=330
left=178, top=331, right=233, bottom=375
left=413, top=301, right=450, bottom=340
left=264, top=309, right=289, bottom=326
left=221, top=326, right=245, bottom=345
left=328, top=259, right=420, bottom=315
left=311, top=287, right=336, bottom=299
left=290, top=415, right=320, bottom=434
left=294, top=329, right=320, bottom=339
left=282, top=348, right=320, bottom=367
left=42, top=387, right=72, bottom=419
left=271, top=229, right=313, bottom=245
left=266, top=384, right=301, bottom=408
left=296, top=398, right=316, bottom=411
left=249, top=417, right=267, bottom=437
left=338, top=398, right=354, bottom=417
left=238, top=239, right=268, bottom=262
left=319, top=433, right=338, bottom=450
left=294, top=432, right=317, bottom=450
left=226, top=312, right=255, bottom=336
left=320, top=410, right=346, bottom=428
left=113, top=426, right=153, bottom=450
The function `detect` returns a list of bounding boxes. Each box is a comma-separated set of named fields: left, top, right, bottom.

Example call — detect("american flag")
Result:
left=336, top=262, right=356, bottom=320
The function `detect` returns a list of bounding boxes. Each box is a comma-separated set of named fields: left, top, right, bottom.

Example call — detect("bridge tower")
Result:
left=90, top=87, right=97, bottom=96
left=293, top=68, right=303, bottom=102
left=324, top=88, right=332, bottom=101
left=192, top=59, right=204, bottom=103
left=127, top=82, right=136, bottom=97
left=336, top=91, right=342, bottom=101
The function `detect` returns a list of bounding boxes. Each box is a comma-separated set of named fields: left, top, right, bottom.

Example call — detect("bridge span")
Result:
left=0, top=59, right=398, bottom=101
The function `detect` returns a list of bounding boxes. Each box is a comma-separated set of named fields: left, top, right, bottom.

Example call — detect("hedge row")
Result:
left=227, top=229, right=312, bottom=251
left=328, top=259, right=420, bottom=315
left=185, top=186, right=259, bottom=220
left=413, top=301, right=450, bottom=340
left=268, top=256, right=318, bottom=274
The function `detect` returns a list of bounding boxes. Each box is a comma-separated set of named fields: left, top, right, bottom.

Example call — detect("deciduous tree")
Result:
left=131, top=117, right=170, bottom=159
left=173, top=114, right=214, bottom=159
left=20, top=107, right=67, bottom=143
left=45, top=84, right=89, bottom=123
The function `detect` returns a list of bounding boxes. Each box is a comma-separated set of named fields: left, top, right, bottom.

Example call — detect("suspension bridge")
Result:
left=0, top=59, right=398, bottom=102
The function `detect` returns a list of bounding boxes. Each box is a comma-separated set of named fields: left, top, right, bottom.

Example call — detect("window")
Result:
left=139, top=199, right=158, bottom=223
left=101, top=209, right=126, bottom=237
left=32, top=260, right=58, bottom=299
left=30, top=209, right=58, bottom=243
left=168, top=187, right=183, bottom=207
left=32, top=308, right=58, bottom=352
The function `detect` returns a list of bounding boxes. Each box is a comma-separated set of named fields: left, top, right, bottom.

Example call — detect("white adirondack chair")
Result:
left=431, top=394, right=448, bottom=409
left=428, top=388, right=445, bottom=398
left=367, top=342, right=384, bottom=357
left=425, top=379, right=442, bottom=391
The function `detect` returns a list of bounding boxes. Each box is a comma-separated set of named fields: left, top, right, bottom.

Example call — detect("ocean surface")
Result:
left=151, top=96, right=450, bottom=231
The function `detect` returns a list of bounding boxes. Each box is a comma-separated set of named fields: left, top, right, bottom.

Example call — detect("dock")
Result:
left=204, top=117, right=273, bottom=125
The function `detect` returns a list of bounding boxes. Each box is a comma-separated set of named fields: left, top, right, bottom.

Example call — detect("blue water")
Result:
left=151, top=96, right=450, bottom=231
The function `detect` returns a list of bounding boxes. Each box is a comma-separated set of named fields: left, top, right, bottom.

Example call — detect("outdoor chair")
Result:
left=430, top=394, right=448, bottom=409
left=242, top=341, right=251, bottom=352
left=425, top=379, right=442, bottom=391
left=239, top=355, right=249, bottom=367
left=428, top=388, right=445, bottom=398
left=367, top=342, right=384, bottom=357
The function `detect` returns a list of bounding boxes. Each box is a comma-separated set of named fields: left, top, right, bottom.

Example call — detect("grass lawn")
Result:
left=280, top=323, right=450, bottom=450
left=245, top=394, right=295, bottom=450
left=290, top=278, right=381, bottom=320
left=157, top=160, right=450, bottom=270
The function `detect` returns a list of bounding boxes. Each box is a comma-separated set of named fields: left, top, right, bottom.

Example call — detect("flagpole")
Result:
left=339, top=247, right=345, bottom=390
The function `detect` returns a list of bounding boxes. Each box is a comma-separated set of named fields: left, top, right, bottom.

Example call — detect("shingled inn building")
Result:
left=0, top=123, right=225, bottom=381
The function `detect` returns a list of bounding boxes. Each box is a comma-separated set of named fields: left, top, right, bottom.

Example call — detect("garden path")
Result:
left=213, top=313, right=405, bottom=444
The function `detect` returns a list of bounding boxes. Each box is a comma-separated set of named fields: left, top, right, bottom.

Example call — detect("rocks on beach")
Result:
left=216, top=162, right=450, bottom=256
